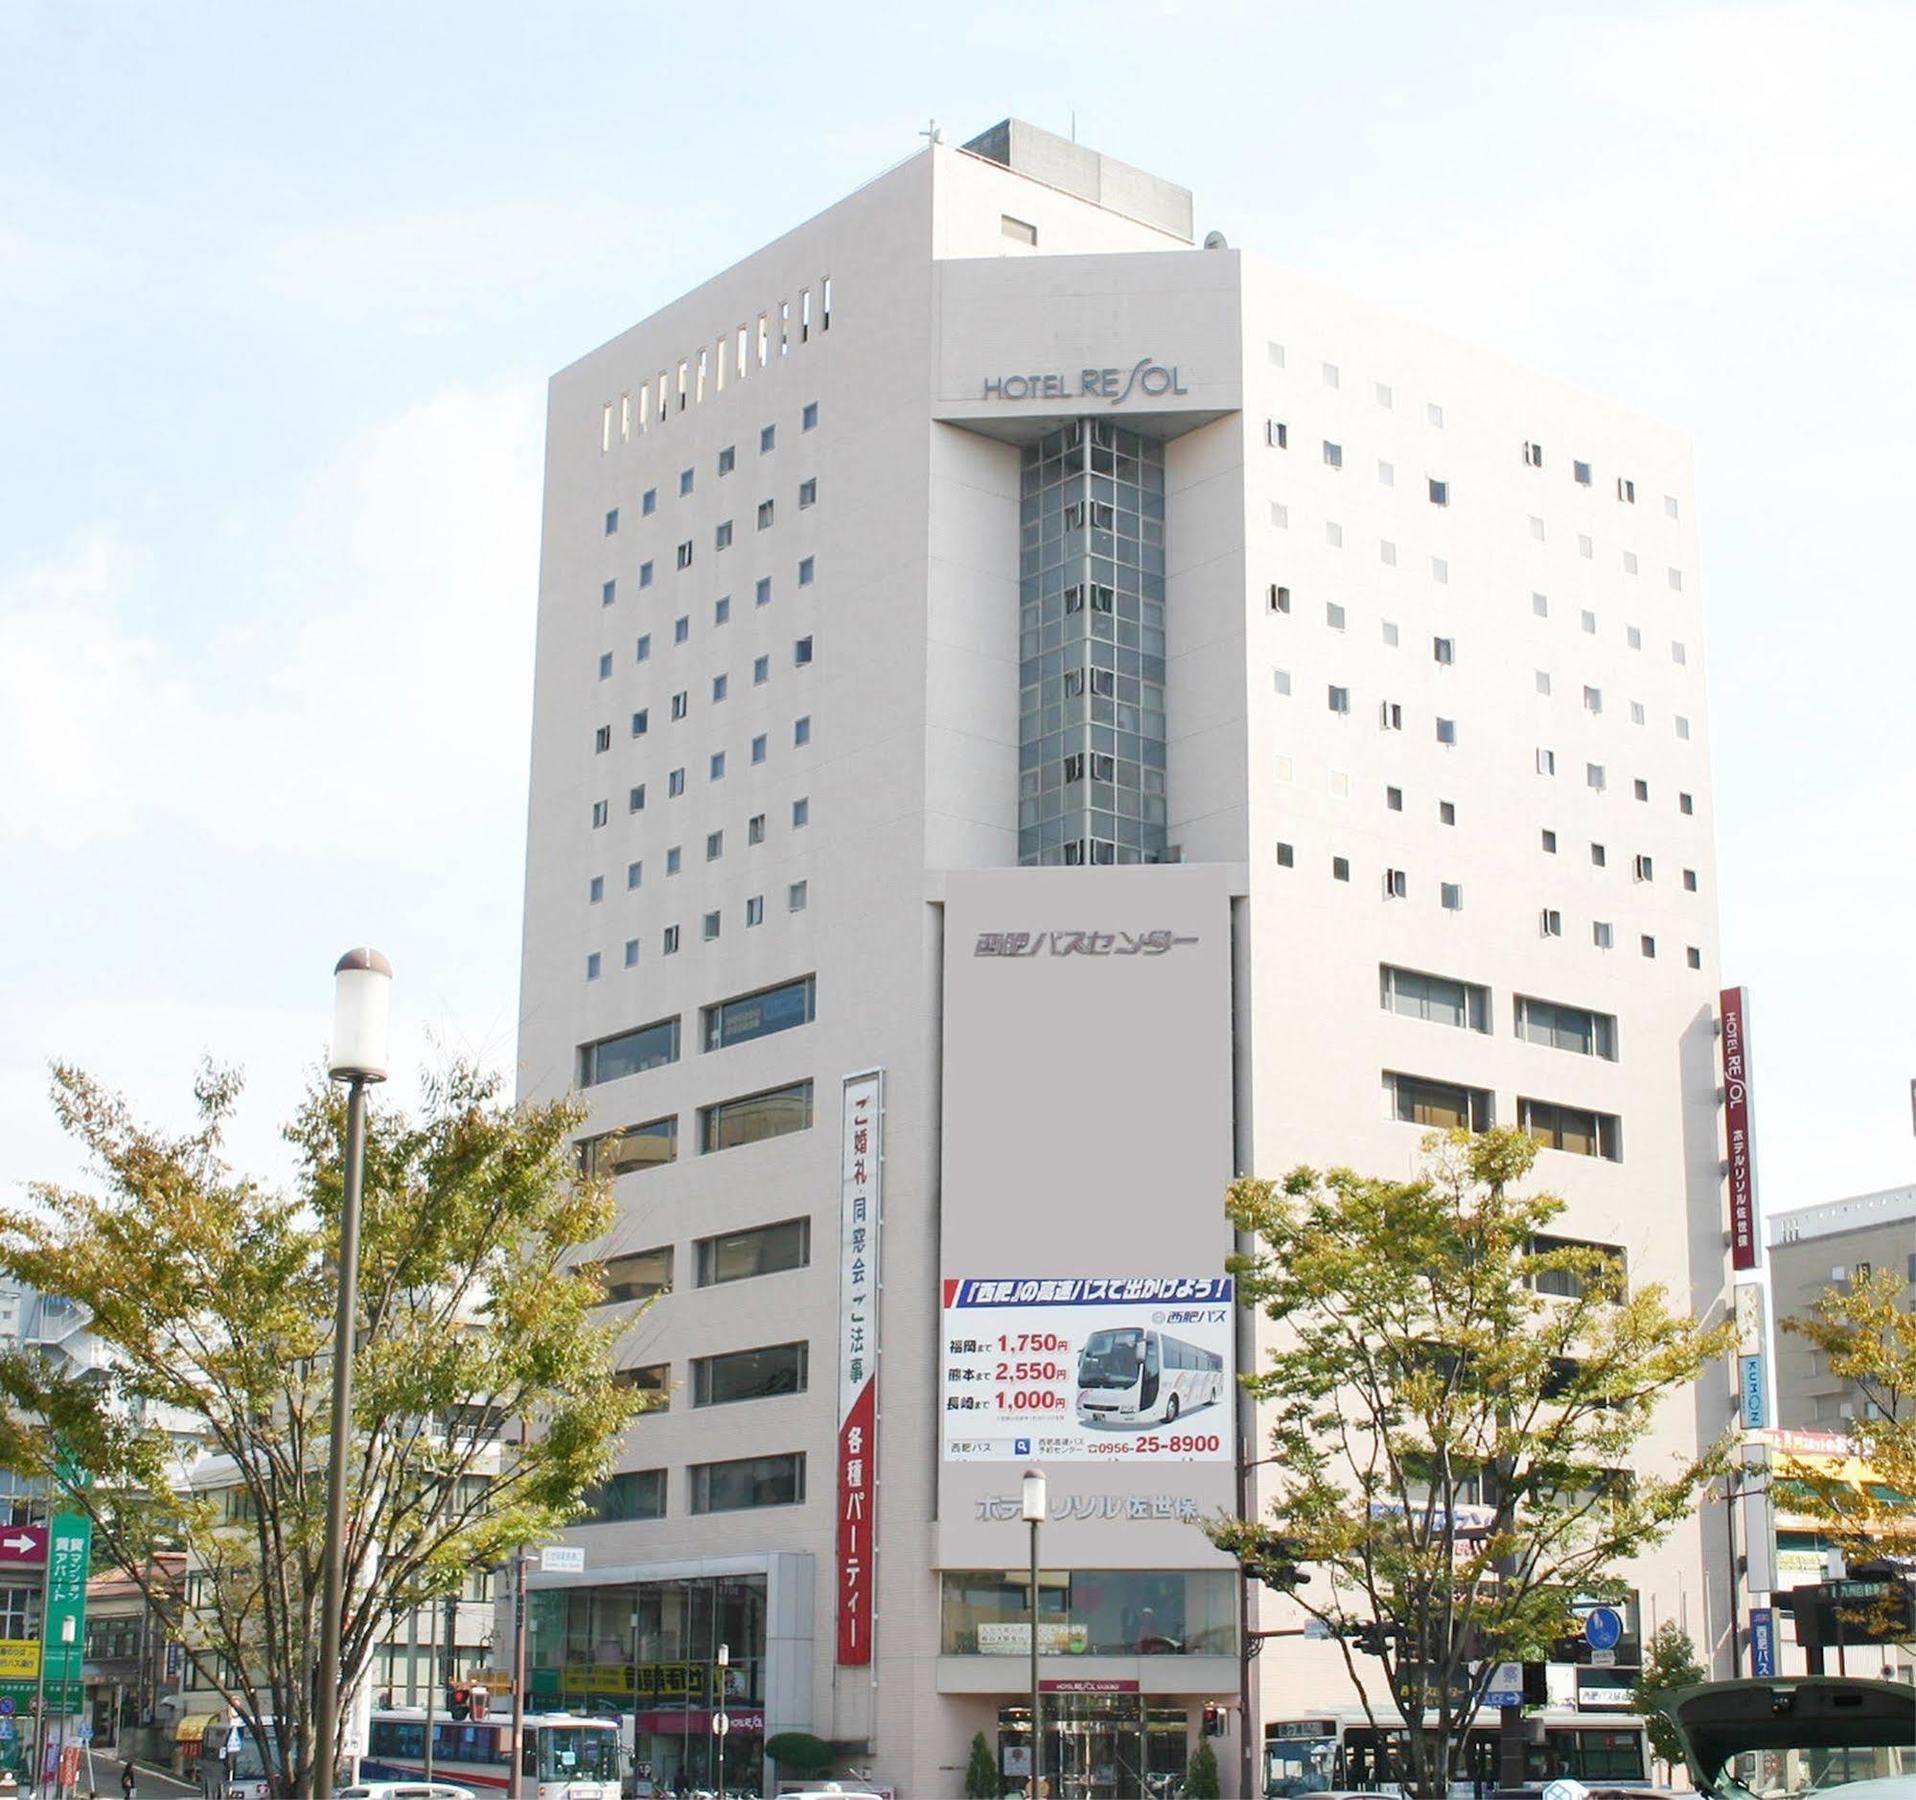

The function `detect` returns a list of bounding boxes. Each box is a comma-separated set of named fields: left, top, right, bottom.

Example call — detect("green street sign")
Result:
left=41, top=1512, right=92, bottom=1694
left=0, top=1680, right=83, bottom=1712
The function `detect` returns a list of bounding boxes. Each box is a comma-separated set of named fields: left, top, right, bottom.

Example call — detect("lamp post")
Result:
left=314, top=948, right=392, bottom=1800
left=1021, top=1467, right=1046, bottom=1800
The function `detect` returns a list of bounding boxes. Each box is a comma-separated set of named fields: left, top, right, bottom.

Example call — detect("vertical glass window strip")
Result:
left=1017, top=420, right=1168, bottom=866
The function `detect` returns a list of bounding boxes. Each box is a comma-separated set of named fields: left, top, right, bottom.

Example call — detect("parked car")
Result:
left=1656, top=1676, right=1915, bottom=1800
left=337, top=1784, right=478, bottom=1800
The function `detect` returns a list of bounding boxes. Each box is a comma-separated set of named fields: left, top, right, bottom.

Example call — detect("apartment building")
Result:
left=516, top=118, right=1736, bottom=1796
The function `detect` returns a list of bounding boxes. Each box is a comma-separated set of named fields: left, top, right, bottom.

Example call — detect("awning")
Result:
left=172, top=1715, right=222, bottom=1746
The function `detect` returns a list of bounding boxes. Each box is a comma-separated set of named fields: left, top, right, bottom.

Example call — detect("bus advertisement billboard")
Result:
left=941, top=1274, right=1233, bottom=1461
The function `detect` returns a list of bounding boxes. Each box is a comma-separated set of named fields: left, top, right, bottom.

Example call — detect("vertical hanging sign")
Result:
left=835, top=1071, right=883, bottom=1665
left=1720, top=987, right=1760, bottom=1272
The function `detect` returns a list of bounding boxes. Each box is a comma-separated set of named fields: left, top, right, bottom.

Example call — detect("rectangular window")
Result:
left=1541, top=829, right=1557, bottom=853
left=597, top=652, right=613, bottom=681
left=1590, top=843, right=1607, bottom=868
left=582, top=1468, right=665, bottom=1524
left=749, top=732, right=767, bottom=765
left=1386, top=786, right=1403, bottom=811
left=1687, top=946, right=1702, bottom=969
left=1641, top=934, right=1657, bottom=958
left=1275, top=841, right=1294, bottom=867
left=601, top=579, right=616, bottom=607
left=668, top=768, right=685, bottom=798
left=1384, top=868, right=1407, bottom=900
left=799, top=477, right=817, bottom=508
left=1519, top=1098, right=1622, bottom=1161
left=1268, top=584, right=1292, bottom=615
left=626, top=860, right=643, bottom=889
left=1633, top=777, right=1649, bottom=802
left=605, top=507, right=619, bottom=535
left=1323, top=440, right=1343, bottom=469
left=662, top=924, right=680, bottom=954
left=589, top=800, right=608, bottom=829
left=702, top=910, right=720, bottom=940
left=792, top=796, right=809, bottom=827
left=701, top=1080, right=814, bottom=1153
left=1378, top=460, right=1395, bottom=487
left=689, top=1452, right=805, bottom=1514
left=1381, top=965, right=1489, bottom=1032
left=692, top=1340, right=808, bottom=1406
left=704, top=975, right=816, bottom=1052
left=1439, top=800, right=1455, bottom=825
left=631, top=708, right=649, bottom=738
left=1328, top=685, right=1351, bottom=715
left=1683, top=867, right=1698, bottom=892
left=760, top=424, right=776, bottom=453
left=1593, top=921, right=1614, bottom=950
left=595, top=1244, right=673, bottom=1302
left=1526, top=1234, right=1627, bottom=1300
left=712, top=674, right=728, bottom=703
left=1332, top=856, right=1350, bottom=882
left=1515, top=995, right=1617, bottom=1060
left=1574, top=461, right=1592, bottom=486
left=788, top=880, right=808, bottom=912
left=623, top=939, right=638, bottom=968
left=798, top=555, right=814, bottom=585
left=679, top=467, right=694, bottom=497
left=1584, top=686, right=1602, bottom=714
left=1273, top=669, right=1292, bottom=696
left=757, top=498, right=775, bottom=531
left=671, top=691, right=688, bottom=720
left=746, top=894, right=764, bottom=927
left=709, top=752, right=726, bottom=781
left=674, top=615, right=690, bottom=644
left=1541, top=907, right=1562, bottom=936
left=1326, top=602, right=1346, bottom=630
left=1680, top=791, right=1694, bottom=815
left=1617, top=477, right=1636, bottom=503
left=794, top=635, right=814, bottom=666
left=802, top=400, right=819, bottom=430
left=1634, top=853, right=1653, bottom=882
left=715, top=520, right=733, bottom=551
left=1586, top=763, right=1606, bottom=792
left=636, top=634, right=651, bottom=662
left=1001, top=214, right=1038, bottom=245
left=1386, top=1072, right=1492, bottom=1131
left=578, top=1116, right=678, bottom=1178
left=628, top=784, right=646, bottom=813
left=706, top=830, right=723, bottom=862
left=587, top=874, right=605, bottom=903
left=1433, top=637, right=1454, bottom=665
left=1322, top=362, right=1340, bottom=388
left=697, top=1217, right=810, bottom=1287
left=585, top=952, right=600, bottom=981
left=1428, top=477, right=1448, bottom=506
left=593, top=725, right=611, bottom=753
left=676, top=540, right=693, bottom=570
left=794, top=715, right=812, bottom=746
left=1439, top=882, right=1463, bottom=912
left=718, top=445, right=736, bottom=475
left=1524, top=441, right=1544, bottom=469
left=578, top=1016, right=680, bottom=1086
left=1266, top=419, right=1288, bottom=449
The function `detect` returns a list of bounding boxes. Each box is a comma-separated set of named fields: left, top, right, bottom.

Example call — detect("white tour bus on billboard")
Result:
left=1075, top=1324, right=1224, bottom=1428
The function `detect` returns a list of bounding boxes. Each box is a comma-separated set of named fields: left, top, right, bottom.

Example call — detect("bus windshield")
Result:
left=224, top=1735, right=268, bottom=1782
left=536, top=1726, right=620, bottom=1781
left=1079, top=1328, right=1144, bottom=1389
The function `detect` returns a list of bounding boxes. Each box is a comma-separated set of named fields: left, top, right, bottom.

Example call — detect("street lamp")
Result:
left=1022, top=1467, right=1046, bottom=1800
left=314, top=948, right=392, bottom=1800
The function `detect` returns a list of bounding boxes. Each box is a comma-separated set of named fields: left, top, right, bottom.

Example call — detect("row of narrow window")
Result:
left=600, top=284, right=831, bottom=451
left=584, top=887, right=809, bottom=978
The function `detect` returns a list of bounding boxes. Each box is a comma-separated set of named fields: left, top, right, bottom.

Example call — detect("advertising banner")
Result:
left=1720, top=987, right=1760, bottom=1271
left=941, top=1275, right=1233, bottom=1462
left=1750, top=1607, right=1777, bottom=1678
left=835, top=1071, right=883, bottom=1665
left=1740, top=1355, right=1767, bottom=1429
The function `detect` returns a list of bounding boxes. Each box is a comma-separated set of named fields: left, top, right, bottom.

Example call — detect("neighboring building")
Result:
left=84, top=1553, right=186, bottom=1756
left=1770, top=1185, right=1916, bottom=1430
left=515, top=119, right=1734, bottom=1796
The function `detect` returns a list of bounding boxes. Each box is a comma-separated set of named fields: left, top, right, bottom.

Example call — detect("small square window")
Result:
left=1327, top=685, right=1351, bottom=715
left=1634, top=778, right=1650, bottom=802
left=715, top=520, right=733, bottom=551
left=760, top=424, right=776, bottom=453
left=1683, top=867, right=1698, bottom=892
left=792, top=796, right=810, bottom=828
left=604, top=508, right=619, bottom=535
left=597, top=652, right=613, bottom=680
left=1426, top=402, right=1444, bottom=427
left=1686, top=945, right=1702, bottom=969
left=1273, top=668, right=1292, bottom=696
left=1384, top=868, right=1407, bottom=899
left=1532, top=592, right=1548, bottom=618
left=802, top=401, right=819, bottom=431
left=1590, top=842, right=1607, bottom=868
left=794, top=715, right=812, bottom=746
left=1675, top=715, right=1691, bottom=740
left=1581, top=610, right=1597, bottom=635
left=588, top=874, right=605, bottom=903
left=1529, top=516, right=1545, bottom=541
left=794, top=635, right=814, bottom=666
left=1332, top=855, right=1351, bottom=881
left=662, top=925, right=680, bottom=954
left=639, top=560, right=654, bottom=588
left=702, top=910, right=720, bottom=941
left=1438, top=800, right=1455, bottom=825
left=1578, top=533, right=1594, bottom=560
left=585, top=952, right=601, bottom=981
left=1537, top=747, right=1556, bottom=775
left=1435, top=717, right=1456, bottom=746
left=1440, top=882, right=1463, bottom=911
left=706, top=830, right=724, bottom=861
left=671, top=691, right=688, bottom=720
left=715, top=596, right=731, bottom=625
left=1573, top=461, right=1592, bottom=486
left=628, top=784, right=646, bottom=813
left=1536, top=671, right=1552, bottom=696
left=626, top=860, right=643, bottom=889
left=1584, top=685, right=1602, bottom=714
left=751, top=733, right=767, bottom=764
left=1326, top=602, right=1346, bottom=630
left=668, top=768, right=685, bottom=797
left=757, top=498, right=775, bottom=530
left=1266, top=419, right=1289, bottom=449
left=711, top=673, right=728, bottom=703
left=642, top=487, right=657, bottom=515
left=1380, top=539, right=1397, bottom=566
left=1377, top=459, right=1395, bottom=487
left=674, top=615, right=690, bottom=644
left=1428, top=477, right=1449, bottom=507
left=748, top=812, right=766, bottom=844
left=798, top=556, right=815, bottom=586
left=1322, top=361, right=1340, bottom=388
left=1323, top=440, right=1343, bottom=468
left=623, top=938, right=639, bottom=968
left=1679, top=791, right=1694, bottom=815
left=679, top=467, right=694, bottom=497
left=746, top=895, right=764, bottom=927
left=1386, top=786, right=1403, bottom=811
left=1541, top=908, right=1562, bottom=937
left=788, top=881, right=808, bottom=912
left=1587, top=763, right=1606, bottom=792
left=754, top=655, right=770, bottom=684
left=1640, top=934, right=1656, bottom=958
left=718, top=445, right=736, bottom=475
left=1668, top=567, right=1684, bottom=592
left=636, top=635, right=651, bottom=663
left=676, top=540, right=693, bottom=570
left=1381, top=620, right=1399, bottom=647
left=601, top=579, right=616, bottom=606
left=1268, top=583, right=1291, bottom=613
left=1433, top=636, right=1454, bottom=665
left=590, top=800, right=608, bottom=828
left=799, top=477, right=817, bottom=508
left=1540, top=829, right=1557, bottom=853
left=1430, top=557, right=1449, bottom=584
left=666, top=846, right=681, bottom=875
left=1275, top=841, right=1295, bottom=867
left=1594, top=921, right=1614, bottom=949
left=709, top=751, right=726, bottom=781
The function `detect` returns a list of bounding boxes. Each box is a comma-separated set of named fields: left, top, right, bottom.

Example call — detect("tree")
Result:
left=1185, top=1739, right=1222, bottom=1799
left=1632, top=1620, right=1706, bottom=1773
left=1207, top=1127, right=1735, bottom=1800
left=1781, top=1266, right=1916, bottom=1569
left=0, top=1061, right=642, bottom=1799
left=766, top=1732, right=835, bottom=1779
left=965, top=1729, right=1000, bottom=1799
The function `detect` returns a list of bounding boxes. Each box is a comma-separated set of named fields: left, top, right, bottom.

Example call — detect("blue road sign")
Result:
left=1750, top=1606, right=1777, bottom=1677
left=0, top=1697, right=13, bottom=1715
left=1585, top=1606, right=1624, bottom=1652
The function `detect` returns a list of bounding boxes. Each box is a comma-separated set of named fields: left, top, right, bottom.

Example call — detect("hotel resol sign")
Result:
left=982, top=358, right=1188, bottom=404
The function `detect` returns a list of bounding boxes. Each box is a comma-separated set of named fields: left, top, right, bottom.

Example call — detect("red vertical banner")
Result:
left=1720, top=986, right=1759, bottom=1271
left=836, top=1072, right=883, bottom=1665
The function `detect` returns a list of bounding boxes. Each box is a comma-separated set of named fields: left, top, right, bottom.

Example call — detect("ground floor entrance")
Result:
left=997, top=1698, right=1194, bottom=1799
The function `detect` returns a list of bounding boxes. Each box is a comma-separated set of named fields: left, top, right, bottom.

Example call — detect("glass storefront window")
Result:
left=941, top=1569, right=1236, bottom=1656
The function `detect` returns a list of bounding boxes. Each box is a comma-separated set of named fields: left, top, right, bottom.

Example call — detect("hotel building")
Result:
left=515, top=119, right=1737, bottom=1795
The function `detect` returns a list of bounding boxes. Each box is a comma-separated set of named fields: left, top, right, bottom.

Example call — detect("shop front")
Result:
left=999, top=1694, right=1196, bottom=1799
left=528, top=1572, right=767, bottom=1797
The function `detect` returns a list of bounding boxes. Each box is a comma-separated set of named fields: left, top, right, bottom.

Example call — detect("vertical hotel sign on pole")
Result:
left=1720, top=986, right=1760, bottom=1272
left=836, top=1071, right=883, bottom=1665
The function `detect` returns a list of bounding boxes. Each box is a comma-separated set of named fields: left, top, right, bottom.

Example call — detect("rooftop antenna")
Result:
left=920, top=118, right=942, bottom=149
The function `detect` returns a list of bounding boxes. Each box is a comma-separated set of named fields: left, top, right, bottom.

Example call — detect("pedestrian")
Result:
left=119, top=1755, right=137, bottom=1798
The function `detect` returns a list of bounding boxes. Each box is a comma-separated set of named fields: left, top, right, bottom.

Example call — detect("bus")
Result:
left=360, top=1709, right=622, bottom=1798
left=1265, top=1709, right=1652, bottom=1798
left=1076, top=1326, right=1225, bottom=1429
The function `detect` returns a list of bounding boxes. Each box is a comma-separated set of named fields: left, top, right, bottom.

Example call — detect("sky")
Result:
left=2, top=0, right=1912, bottom=1219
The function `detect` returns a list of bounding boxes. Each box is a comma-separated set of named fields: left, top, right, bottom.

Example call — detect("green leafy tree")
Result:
left=0, top=1062, right=642, bottom=1799
left=965, top=1729, right=1000, bottom=1799
left=1781, top=1266, right=1916, bottom=1574
left=1632, top=1620, right=1706, bottom=1772
left=1207, top=1127, right=1735, bottom=1800
left=1185, top=1739, right=1222, bottom=1799
left=766, top=1731, right=835, bottom=1778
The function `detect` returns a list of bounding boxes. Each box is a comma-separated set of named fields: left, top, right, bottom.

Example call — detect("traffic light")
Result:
left=448, top=1684, right=471, bottom=1721
left=1241, top=1534, right=1310, bottom=1593
left=1202, top=1702, right=1225, bottom=1737
left=1352, top=1622, right=1397, bottom=1657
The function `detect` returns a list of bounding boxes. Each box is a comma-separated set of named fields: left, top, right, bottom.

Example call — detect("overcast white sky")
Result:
left=2, top=0, right=1911, bottom=1218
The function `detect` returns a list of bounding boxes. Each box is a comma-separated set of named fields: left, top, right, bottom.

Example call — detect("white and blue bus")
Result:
left=1075, top=1325, right=1224, bottom=1428
left=360, top=1709, right=621, bottom=1799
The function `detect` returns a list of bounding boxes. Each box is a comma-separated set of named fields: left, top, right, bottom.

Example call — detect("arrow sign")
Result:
left=0, top=1526, right=45, bottom=1568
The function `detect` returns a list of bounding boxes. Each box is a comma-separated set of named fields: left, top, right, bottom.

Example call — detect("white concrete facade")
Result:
left=518, top=122, right=1735, bottom=1796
